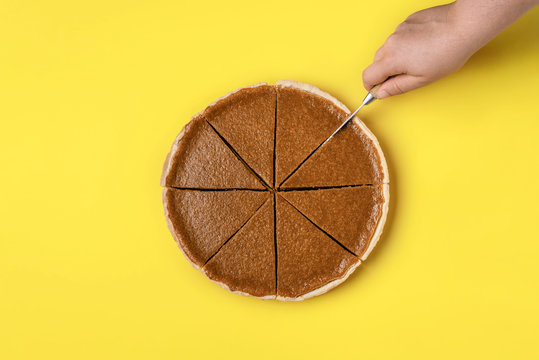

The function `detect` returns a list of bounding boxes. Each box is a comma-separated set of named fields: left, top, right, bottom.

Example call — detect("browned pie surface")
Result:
left=163, top=188, right=269, bottom=268
left=275, top=86, right=346, bottom=186
left=162, top=81, right=389, bottom=300
left=204, top=85, right=276, bottom=187
left=280, top=122, right=385, bottom=189
left=161, top=115, right=264, bottom=189
left=280, top=186, right=384, bottom=257
left=275, top=195, right=358, bottom=299
left=203, top=197, right=275, bottom=298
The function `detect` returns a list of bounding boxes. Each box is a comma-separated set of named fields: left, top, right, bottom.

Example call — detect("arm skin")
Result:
left=363, top=0, right=539, bottom=98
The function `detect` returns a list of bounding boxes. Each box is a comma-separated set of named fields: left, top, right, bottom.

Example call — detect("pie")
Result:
left=163, top=188, right=269, bottom=268
left=204, top=85, right=276, bottom=187
left=162, top=80, right=389, bottom=300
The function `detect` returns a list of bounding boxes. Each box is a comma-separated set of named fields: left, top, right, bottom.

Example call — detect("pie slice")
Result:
left=163, top=188, right=269, bottom=268
left=202, top=197, right=275, bottom=298
left=275, top=81, right=347, bottom=186
left=280, top=185, right=389, bottom=259
left=276, top=195, right=359, bottom=300
left=204, top=84, right=276, bottom=187
left=280, top=119, right=387, bottom=189
left=161, top=115, right=265, bottom=189
left=161, top=80, right=390, bottom=301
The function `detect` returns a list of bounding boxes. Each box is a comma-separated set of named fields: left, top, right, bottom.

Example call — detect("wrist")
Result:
left=444, top=2, right=485, bottom=57
left=448, top=0, right=535, bottom=54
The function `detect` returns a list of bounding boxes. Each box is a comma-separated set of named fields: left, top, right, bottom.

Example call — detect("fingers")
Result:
left=373, top=47, right=385, bottom=62
left=373, top=74, right=426, bottom=98
left=362, top=57, right=401, bottom=91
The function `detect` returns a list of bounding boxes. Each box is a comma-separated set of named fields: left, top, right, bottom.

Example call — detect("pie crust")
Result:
left=162, top=80, right=390, bottom=300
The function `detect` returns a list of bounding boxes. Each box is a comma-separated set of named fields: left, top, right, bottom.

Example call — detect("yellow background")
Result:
left=1, top=0, right=538, bottom=358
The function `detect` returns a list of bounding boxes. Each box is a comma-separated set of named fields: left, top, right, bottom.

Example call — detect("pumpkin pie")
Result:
left=279, top=120, right=388, bottom=189
left=161, top=81, right=389, bottom=300
left=204, top=84, right=276, bottom=187
left=275, top=195, right=360, bottom=300
left=202, top=196, right=275, bottom=299
left=163, top=188, right=269, bottom=268
left=280, top=185, right=389, bottom=260
left=275, top=81, right=346, bottom=186
left=161, top=114, right=265, bottom=189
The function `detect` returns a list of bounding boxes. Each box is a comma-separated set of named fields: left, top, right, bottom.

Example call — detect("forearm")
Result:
left=450, top=0, right=538, bottom=53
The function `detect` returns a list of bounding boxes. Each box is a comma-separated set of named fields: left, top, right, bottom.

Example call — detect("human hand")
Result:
left=363, top=3, right=474, bottom=98
left=363, top=0, right=538, bottom=98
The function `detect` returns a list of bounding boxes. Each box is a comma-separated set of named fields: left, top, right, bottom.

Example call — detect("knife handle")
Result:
left=361, top=82, right=387, bottom=108
left=369, top=84, right=383, bottom=99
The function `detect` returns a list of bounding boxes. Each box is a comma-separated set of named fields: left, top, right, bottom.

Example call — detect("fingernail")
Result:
left=376, top=89, right=389, bottom=99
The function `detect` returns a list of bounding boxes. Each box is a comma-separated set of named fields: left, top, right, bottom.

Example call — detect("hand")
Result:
left=363, top=3, right=473, bottom=98
left=362, top=0, right=538, bottom=98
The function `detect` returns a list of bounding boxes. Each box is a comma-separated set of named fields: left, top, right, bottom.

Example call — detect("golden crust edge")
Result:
left=162, top=188, right=201, bottom=270
left=160, top=126, right=186, bottom=187
left=361, top=183, right=390, bottom=261
left=276, top=79, right=350, bottom=113
left=204, top=82, right=269, bottom=112
left=160, top=111, right=205, bottom=187
left=351, top=117, right=390, bottom=185
left=200, top=267, right=276, bottom=300
left=276, top=259, right=362, bottom=301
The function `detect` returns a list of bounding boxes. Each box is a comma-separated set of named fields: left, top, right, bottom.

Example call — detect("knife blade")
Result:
left=323, top=91, right=377, bottom=145
left=277, top=87, right=380, bottom=188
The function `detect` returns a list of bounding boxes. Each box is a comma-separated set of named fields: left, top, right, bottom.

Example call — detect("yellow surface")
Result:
left=1, top=0, right=538, bottom=358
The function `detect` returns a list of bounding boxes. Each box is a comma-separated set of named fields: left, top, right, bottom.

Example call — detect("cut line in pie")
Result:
left=161, top=80, right=390, bottom=300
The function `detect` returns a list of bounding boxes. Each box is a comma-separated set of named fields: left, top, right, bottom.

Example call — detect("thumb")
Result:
left=374, top=74, right=425, bottom=99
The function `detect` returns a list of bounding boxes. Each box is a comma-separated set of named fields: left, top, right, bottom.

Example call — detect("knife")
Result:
left=278, top=84, right=382, bottom=187
left=321, top=83, right=382, bottom=147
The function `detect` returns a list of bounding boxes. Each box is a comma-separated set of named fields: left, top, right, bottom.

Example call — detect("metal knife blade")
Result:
left=277, top=90, right=379, bottom=188
left=320, top=92, right=376, bottom=148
